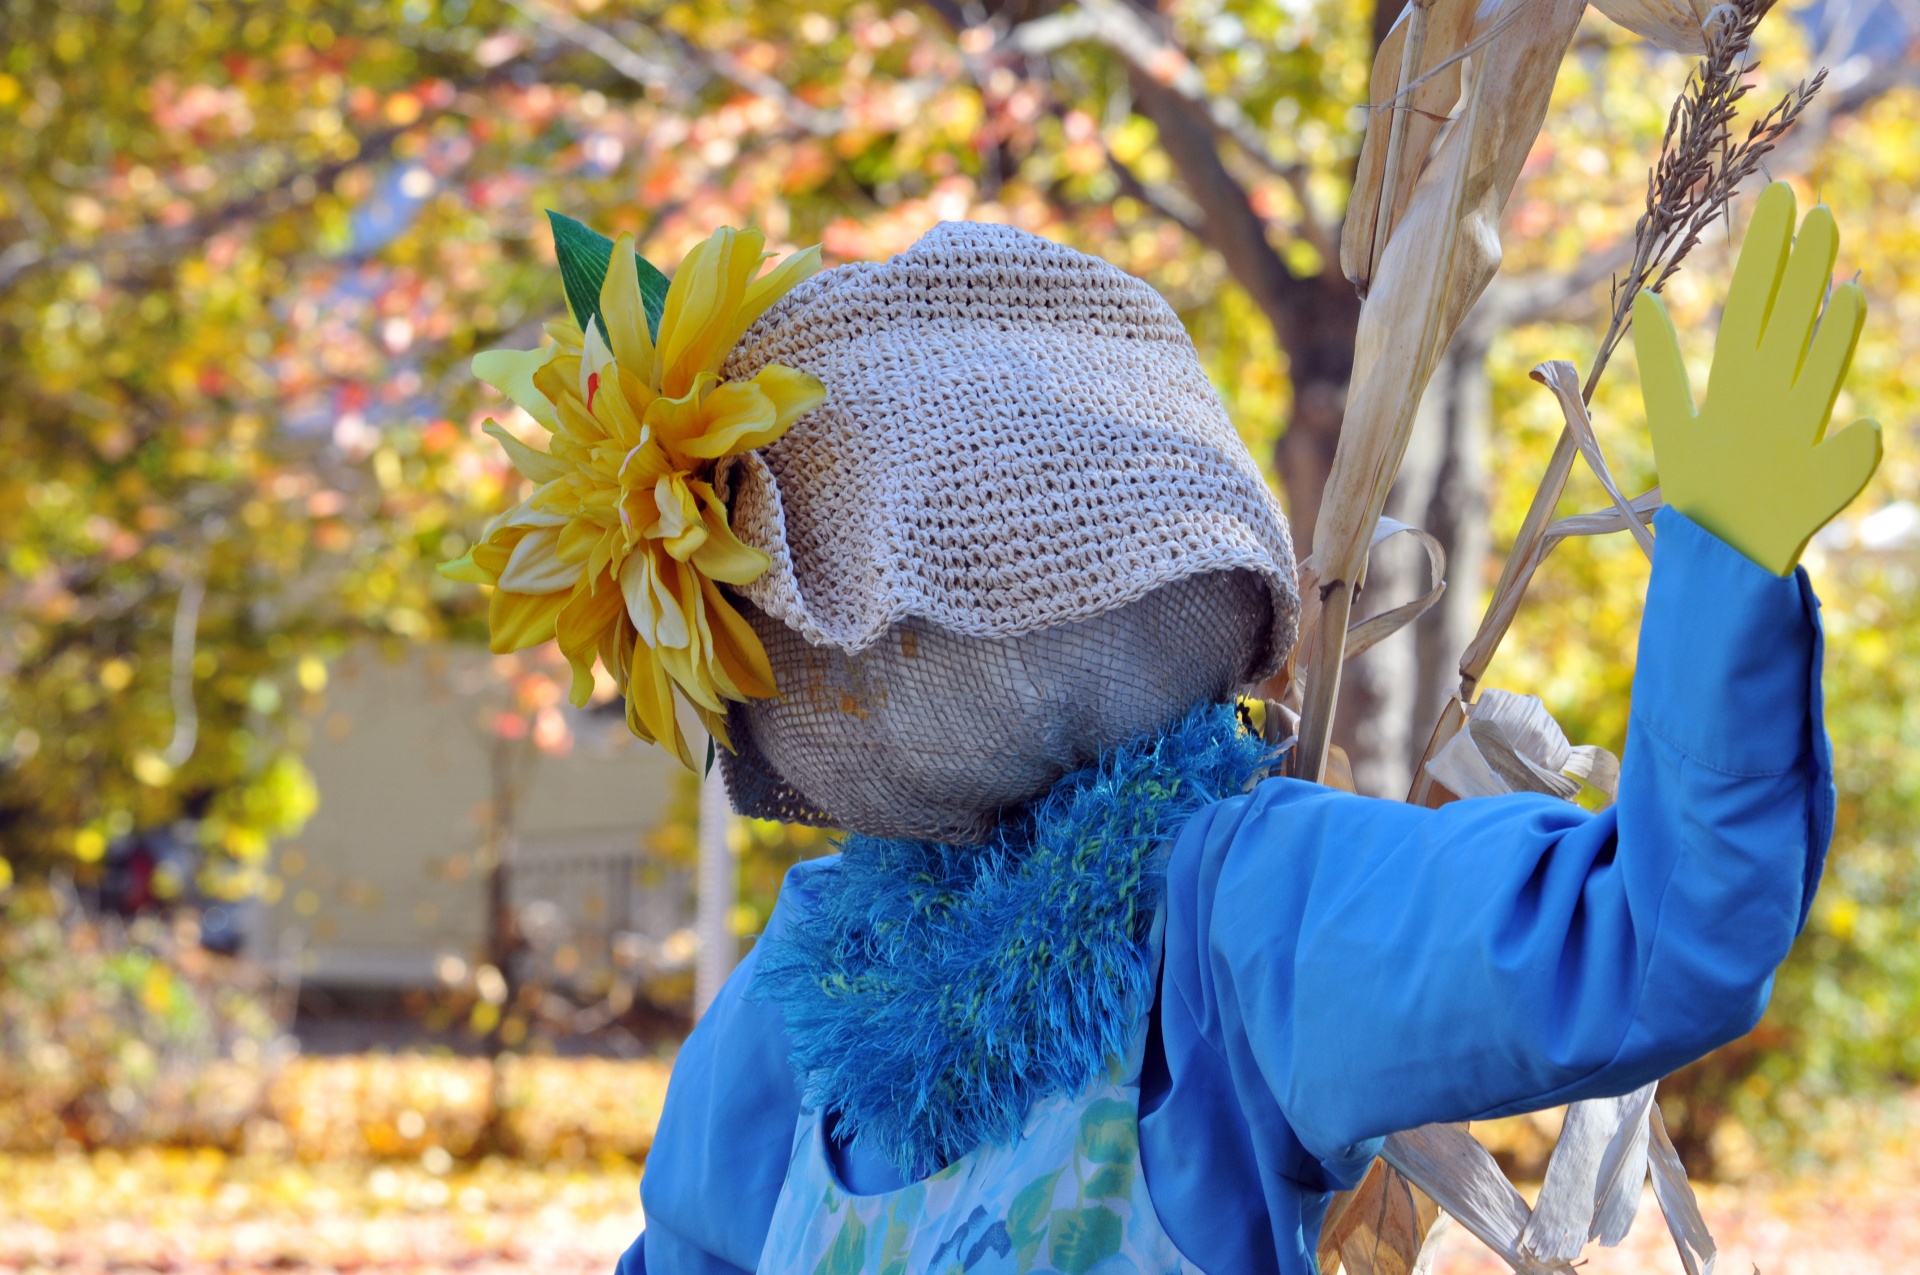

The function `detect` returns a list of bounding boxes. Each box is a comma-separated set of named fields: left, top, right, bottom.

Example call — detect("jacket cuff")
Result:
left=1635, top=507, right=1819, bottom=775
left=1634, top=506, right=1835, bottom=929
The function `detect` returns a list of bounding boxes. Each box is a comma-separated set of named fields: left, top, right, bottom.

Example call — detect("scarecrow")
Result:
left=441, top=165, right=1876, bottom=1271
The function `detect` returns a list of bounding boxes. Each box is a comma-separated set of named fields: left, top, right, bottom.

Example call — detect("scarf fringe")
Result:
left=751, top=701, right=1272, bottom=1180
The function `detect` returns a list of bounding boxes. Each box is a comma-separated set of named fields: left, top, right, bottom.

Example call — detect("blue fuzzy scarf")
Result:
left=750, top=702, right=1272, bottom=1180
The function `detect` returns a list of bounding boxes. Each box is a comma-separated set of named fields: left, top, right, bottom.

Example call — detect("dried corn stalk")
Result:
left=1295, top=0, right=1587, bottom=784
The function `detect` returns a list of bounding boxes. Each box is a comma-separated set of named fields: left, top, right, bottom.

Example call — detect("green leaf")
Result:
left=878, top=1221, right=910, bottom=1275
left=812, top=1212, right=869, bottom=1275
left=1082, top=1161, right=1135, bottom=1200
left=1076, top=1097, right=1137, bottom=1164
left=545, top=210, right=669, bottom=342
left=1047, top=1206, right=1122, bottom=1275
left=1008, top=1168, right=1064, bottom=1244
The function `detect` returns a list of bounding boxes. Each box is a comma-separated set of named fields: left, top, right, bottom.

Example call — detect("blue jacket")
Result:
left=624, top=509, right=1834, bottom=1274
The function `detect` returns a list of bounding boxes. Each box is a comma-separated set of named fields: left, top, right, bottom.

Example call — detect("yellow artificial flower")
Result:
left=443, top=226, right=824, bottom=767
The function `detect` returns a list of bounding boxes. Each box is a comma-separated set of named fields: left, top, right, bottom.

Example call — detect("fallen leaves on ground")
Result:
left=0, top=1151, right=644, bottom=1275
left=266, top=1055, right=672, bottom=1162
left=2, top=1085, right=1916, bottom=1274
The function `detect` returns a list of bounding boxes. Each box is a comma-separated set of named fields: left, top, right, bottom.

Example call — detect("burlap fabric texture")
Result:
left=714, top=221, right=1300, bottom=843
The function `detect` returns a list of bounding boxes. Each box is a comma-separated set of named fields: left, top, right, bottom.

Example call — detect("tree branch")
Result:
left=500, top=0, right=687, bottom=93
left=1127, top=73, right=1317, bottom=350
left=1004, top=0, right=1333, bottom=250
left=1103, top=147, right=1204, bottom=232
left=0, top=61, right=540, bottom=295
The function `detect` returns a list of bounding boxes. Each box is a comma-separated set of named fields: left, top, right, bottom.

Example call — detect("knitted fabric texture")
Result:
left=718, top=221, right=1300, bottom=668
left=749, top=701, right=1274, bottom=1181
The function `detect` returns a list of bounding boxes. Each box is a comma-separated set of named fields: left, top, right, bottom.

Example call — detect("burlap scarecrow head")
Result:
left=711, top=223, right=1299, bottom=842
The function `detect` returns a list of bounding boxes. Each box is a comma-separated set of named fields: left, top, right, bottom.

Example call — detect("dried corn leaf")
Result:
left=1591, top=0, right=1724, bottom=55
left=1564, top=744, right=1621, bottom=801
left=1472, top=717, right=1582, bottom=799
left=1424, top=689, right=1596, bottom=801
left=1407, top=695, right=1469, bottom=806
left=1543, top=488, right=1664, bottom=552
left=1458, top=488, right=1662, bottom=701
left=1648, top=1101, right=1720, bottom=1275
left=1532, top=361, right=1656, bottom=559
left=1472, top=689, right=1572, bottom=773
left=1325, top=743, right=1359, bottom=793
left=1518, top=1085, right=1657, bottom=1264
left=1342, top=0, right=1479, bottom=291
left=1320, top=1159, right=1445, bottom=1275
left=1344, top=517, right=1449, bottom=662
left=1381, top=1124, right=1575, bottom=1275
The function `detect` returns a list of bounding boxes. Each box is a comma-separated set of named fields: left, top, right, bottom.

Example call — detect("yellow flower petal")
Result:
left=698, top=705, right=735, bottom=754
left=470, top=537, right=515, bottom=579
left=556, top=573, right=625, bottom=707
left=600, top=232, right=657, bottom=375
left=488, top=588, right=569, bottom=654
left=626, top=639, right=693, bottom=766
left=592, top=366, right=647, bottom=450
left=650, top=474, right=710, bottom=560
left=556, top=515, right=606, bottom=567
left=644, top=375, right=720, bottom=456
left=438, top=550, right=494, bottom=585
left=701, top=574, right=777, bottom=698
left=483, top=420, right=571, bottom=484
left=616, top=364, right=657, bottom=422
left=472, top=346, right=560, bottom=431
left=488, top=494, right=569, bottom=535
left=650, top=556, right=691, bottom=648
left=659, top=636, right=725, bottom=714
left=497, top=526, right=584, bottom=594
left=656, top=228, right=762, bottom=396
left=754, top=364, right=828, bottom=430
left=535, top=359, right=609, bottom=451
left=463, top=498, right=564, bottom=585
left=688, top=482, right=772, bottom=584
left=619, top=548, right=690, bottom=649
left=599, top=611, right=636, bottom=688
left=579, top=316, right=616, bottom=413
left=676, top=380, right=782, bottom=461
left=714, top=244, right=822, bottom=357
left=451, top=224, right=828, bottom=768
left=679, top=581, right=730, bottom=703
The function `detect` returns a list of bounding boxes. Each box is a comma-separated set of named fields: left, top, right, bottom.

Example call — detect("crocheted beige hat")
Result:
left=713, top=222, right=1299, bottom=841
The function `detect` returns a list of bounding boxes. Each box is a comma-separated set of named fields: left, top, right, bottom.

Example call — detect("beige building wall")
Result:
left=258, top=642, right=686, bottom=988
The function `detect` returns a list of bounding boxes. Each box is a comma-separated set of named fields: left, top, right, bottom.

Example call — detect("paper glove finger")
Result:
left=1759, top=205, right=1840, bottom=376
left=1807, top=417, right=1883, bottom=522
left=1790, top=281, right=1865, bottom=444
left=1632, top=289, right=1698, bottom=466
left=1762, top=417, right=1883, bottom=574
left=1715, top=183, right=1796, bottom=373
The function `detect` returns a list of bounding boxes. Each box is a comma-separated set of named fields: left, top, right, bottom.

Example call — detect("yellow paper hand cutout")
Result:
left=1633, top=182, right=1883, bottom=576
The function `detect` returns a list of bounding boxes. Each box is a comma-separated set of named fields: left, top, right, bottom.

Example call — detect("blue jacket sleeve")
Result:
left=633, top=861, right=831, bottom=1275
left=1158, top=507, right=1834, bottom=1168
